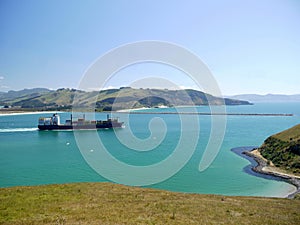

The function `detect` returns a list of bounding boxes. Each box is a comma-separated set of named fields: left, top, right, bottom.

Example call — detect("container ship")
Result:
left=38, top=113, right=124, bottom=130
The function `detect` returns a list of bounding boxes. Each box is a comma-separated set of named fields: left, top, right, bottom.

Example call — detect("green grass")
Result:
left=259, top=124, right=300, bottom=174
left=0, top=182, right=299, bottom=224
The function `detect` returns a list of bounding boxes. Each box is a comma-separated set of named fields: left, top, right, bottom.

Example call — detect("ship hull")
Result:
left=38, top=123, right=123, bottom=130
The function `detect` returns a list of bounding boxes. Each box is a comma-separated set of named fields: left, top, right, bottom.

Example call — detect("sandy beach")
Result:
left=116, top=107, right=150, bottom=112
left=243, top=149, right=300, bottom=198
left=0, top=110, right=62, bottom=116
left=250, top=149, right=300, bottom=179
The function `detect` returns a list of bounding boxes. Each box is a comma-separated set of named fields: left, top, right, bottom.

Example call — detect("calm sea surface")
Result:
left=1, top=102, right=299, bottom=197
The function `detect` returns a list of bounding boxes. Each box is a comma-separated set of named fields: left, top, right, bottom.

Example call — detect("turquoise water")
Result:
left=0, top=103, right=299, bottom=197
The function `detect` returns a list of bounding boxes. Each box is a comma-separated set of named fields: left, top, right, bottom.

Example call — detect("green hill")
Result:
left=0, top=88, right=51, bottom=102
left=258, top=124, right=300, bottom=175
left=1, top=87, right=251, bottom=111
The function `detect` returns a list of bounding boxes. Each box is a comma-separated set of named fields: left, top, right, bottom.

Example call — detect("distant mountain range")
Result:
left=227, top=94, right=300, bottom=103
left=0, top=87, right=252, bottom=111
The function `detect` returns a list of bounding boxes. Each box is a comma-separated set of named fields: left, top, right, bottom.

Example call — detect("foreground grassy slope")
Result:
left=0, top=183, right=299, bottom=225
left=259, top=124, right=300, bottom=175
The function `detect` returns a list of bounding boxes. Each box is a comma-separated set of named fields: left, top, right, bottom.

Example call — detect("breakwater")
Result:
left=116, top=111, right=293, bottom=116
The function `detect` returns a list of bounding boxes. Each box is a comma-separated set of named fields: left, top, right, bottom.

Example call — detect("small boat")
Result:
left=38, top=113, right=124, bottom=130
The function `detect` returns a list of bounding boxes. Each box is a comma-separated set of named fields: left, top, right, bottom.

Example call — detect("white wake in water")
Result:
left=0, top=127, right=39, bottom=133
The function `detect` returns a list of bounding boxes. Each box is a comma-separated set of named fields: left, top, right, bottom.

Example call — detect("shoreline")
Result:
left=116, top=107, right=150, bottom=112
left=232, top=146, right=300, bottom=199
left=0, top=110, right=63, bottom=116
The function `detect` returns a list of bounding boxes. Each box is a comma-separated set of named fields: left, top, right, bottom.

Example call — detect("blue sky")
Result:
left=0, top=0, right=299, bottom=95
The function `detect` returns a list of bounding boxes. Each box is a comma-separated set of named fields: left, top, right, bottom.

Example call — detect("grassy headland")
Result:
left=258, top=124, right=300, bottom=175
left=0, top=87, right=251, bottom=112
left=0, top=182, right=299, bottom=225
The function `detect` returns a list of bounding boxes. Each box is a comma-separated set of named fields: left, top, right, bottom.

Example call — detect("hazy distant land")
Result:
left=228, top=94, right=300, bottom=103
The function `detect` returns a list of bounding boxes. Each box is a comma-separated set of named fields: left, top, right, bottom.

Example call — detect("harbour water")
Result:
left=0, top=102, right=299, bottom=197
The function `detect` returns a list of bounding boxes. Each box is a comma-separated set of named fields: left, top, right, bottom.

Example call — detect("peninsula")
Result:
left=237, top=124, right=300, bottom=198
left=0, top=87, right=251, bottom=112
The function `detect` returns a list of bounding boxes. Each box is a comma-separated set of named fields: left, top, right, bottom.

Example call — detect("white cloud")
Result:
left=178, top=85, right=201, bottom=91
left=0, top=76, right=4, bottom=80
left=102, top=85, right=122, bottom=90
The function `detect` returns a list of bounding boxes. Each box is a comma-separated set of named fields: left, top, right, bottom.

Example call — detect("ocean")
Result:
left=0, top=102, right=299, bottom=197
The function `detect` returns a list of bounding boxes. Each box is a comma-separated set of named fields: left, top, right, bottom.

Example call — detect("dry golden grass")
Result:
left=273, top=124, right=300, bottom=142
left=0, top=182, right=299, bottom=225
